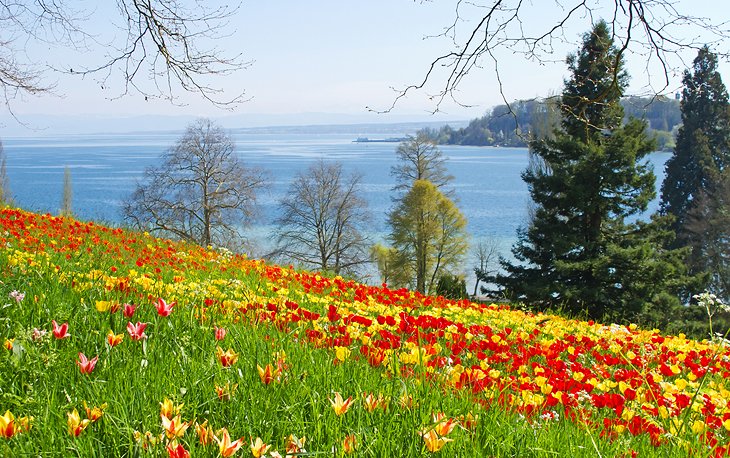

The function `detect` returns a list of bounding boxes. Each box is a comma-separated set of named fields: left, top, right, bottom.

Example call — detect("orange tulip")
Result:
left=106, top=330, right=124, bottom=347
left=215, top=428, right=245, bottom=457
left=0, top=410, right=31, bottom=438
left=432, top=412, right=457, bottom=436
left=342, top=434, right=357, bottom=454
left=420, top=429, right=452, bottom=453
left=216, top=347, right=239, bottom=367
left=161, top=414, right=188, bottom=440
left=257, top=363, right=282, bottom=385
left=329, top=392, right=354, bottom=416
left=195, top=420, right=214, bottom=446
left=250, top=437, right=271, bottom=458
left=215, top=381, right=238, bottom=401
left=83, top=401, right=107, bottom=422
left=167, top=443, right=190, bottom=458
left=160, top=398, right=184, bottom=419
left=0, top=411, right=16, bottom=439
left=285, top=434, right=307, bottom=454
left=362, top=392, right=388, bottom=412
left=458, top=412, right=478, bottom=431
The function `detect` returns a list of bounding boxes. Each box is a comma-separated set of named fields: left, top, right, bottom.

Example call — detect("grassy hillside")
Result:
left=0, top=208, right=728, bottom=456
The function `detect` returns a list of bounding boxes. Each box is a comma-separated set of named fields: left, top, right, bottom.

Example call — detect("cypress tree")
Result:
left=497, top=21, right=693, bottom=323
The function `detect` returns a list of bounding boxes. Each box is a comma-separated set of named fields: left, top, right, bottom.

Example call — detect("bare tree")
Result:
left=391, top=131, right=454, bottom=193
left=472, top=238, right=500, bottom=296
left=385, top=1, right=730, bottom=114
left=123, top=118, right=266, bottom=249
left=0, top=0, right=248, bottom=112
left=273, top=161, right=370, bottom=277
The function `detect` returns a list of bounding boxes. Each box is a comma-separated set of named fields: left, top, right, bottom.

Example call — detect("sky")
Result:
left=3, top=0, right=729, bottom=131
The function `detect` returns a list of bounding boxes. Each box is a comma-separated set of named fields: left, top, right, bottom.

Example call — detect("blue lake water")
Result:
left=2, top=127, right=670, bottom=283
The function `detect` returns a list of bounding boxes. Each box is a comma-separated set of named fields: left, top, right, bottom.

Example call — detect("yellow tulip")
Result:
left=420, top=428, right=453, bottom=452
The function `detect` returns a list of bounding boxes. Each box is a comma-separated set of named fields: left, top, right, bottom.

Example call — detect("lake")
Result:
left=2, top=125, right=671, bottom=285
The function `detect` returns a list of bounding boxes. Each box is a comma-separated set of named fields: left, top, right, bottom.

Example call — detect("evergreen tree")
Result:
left=497, top=21, right=692, bottom=322
left=660, top=46, right=730, bottom=294
left=685, top=169, right=730, bottom=301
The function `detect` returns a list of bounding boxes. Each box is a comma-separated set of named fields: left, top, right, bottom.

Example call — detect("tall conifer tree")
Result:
left=497, top=21, right=692, bottom=323
left=660, top=46, right=730, bottom=296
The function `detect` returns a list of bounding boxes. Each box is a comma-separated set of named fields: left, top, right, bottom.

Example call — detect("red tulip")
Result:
left=52, top=320, right=70, bottom=339
left=214, top=326, right=227, bottom=341
left=76, top=353, right=98, bottom=375
left=123, top=303, right=136, bottom=318
left=127, top=322, right=148, bottom=341
left=155, top=298, right=175, bottom=317
left=167, top=443, right=190, bottom=458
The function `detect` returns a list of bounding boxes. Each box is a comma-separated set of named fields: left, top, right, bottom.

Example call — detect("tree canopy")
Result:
left=387, top=179, right=468, bottom=294
left=391, top=133, right=454, bottom=193
left=430, top=96, right=680, bottom=149
left=660, top=46, right=730, bottom=300
left=660, top=47, right=730, bottom=240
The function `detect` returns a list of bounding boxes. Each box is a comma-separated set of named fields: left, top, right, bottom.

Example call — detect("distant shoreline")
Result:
left=353, top=137, right=409, bottom=143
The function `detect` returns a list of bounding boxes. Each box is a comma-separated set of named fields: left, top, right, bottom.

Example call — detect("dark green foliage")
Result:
left=660, top=46, right=730, bottom=300
left=435, top=273, right=468, bottom=300
left=560, top=21, right=626, bottom=141
left=660, top=46, right=730, bottom=228
left=684, top=170, right=730, bottom=301
left=496, top=21, right=694, bottom=324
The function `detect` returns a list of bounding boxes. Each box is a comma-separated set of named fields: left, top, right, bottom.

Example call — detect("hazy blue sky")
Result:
left=7, top=0, right=729, bottom=124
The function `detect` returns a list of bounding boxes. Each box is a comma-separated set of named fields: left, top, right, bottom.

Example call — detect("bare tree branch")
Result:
left=0, top=0, right=249, bottom=112
left=378, top=0, right=729, bottom=114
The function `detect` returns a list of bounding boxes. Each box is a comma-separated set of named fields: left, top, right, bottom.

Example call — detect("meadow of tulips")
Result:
left=1, top=208, right=730, bottom=457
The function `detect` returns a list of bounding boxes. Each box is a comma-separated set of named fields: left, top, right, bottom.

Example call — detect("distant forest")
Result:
left=428, top=96, right=681, bottom=150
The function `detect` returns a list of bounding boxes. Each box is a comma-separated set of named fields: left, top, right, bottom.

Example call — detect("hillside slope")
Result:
left=0, top=208, right=727, bottom=456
